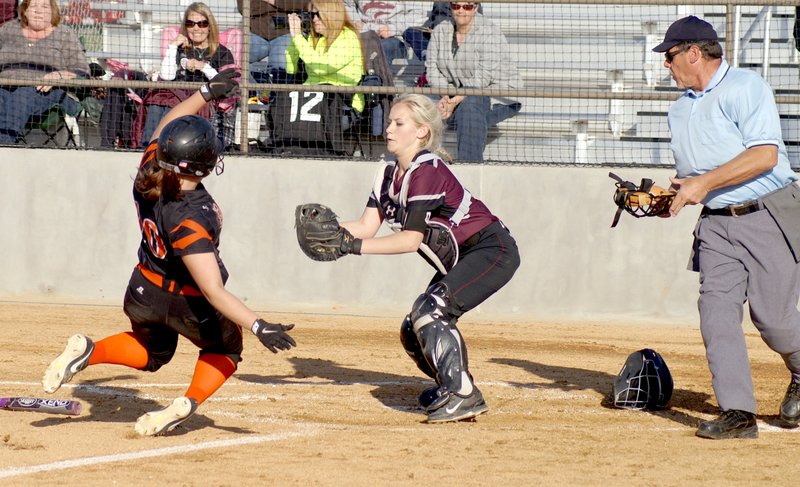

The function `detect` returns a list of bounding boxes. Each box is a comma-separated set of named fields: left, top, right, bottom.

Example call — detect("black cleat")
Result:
left=780, top=381, right=800, bottom=426
left=696, top=409, right=758, bottom=439
left=426, top=388, right=488, bottom=423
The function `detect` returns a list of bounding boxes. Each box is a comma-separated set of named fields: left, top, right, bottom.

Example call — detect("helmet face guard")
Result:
left=612, top=348, right=673, bottom=410
left=156, top=115, right=223, bottom=177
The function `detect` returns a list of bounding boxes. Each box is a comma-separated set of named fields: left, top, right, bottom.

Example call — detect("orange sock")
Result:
left=88, top=332, right=149, bottom=369
left=185, top=354, right=237, bottom=405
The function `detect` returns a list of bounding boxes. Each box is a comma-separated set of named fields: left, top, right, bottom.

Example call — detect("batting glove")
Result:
left=251, top=319, right=296, bottom=353
left=200, top=67, right=240, bottom=102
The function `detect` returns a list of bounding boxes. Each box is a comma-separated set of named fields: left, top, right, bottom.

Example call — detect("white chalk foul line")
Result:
left=0, top=426, right=319, bottom=480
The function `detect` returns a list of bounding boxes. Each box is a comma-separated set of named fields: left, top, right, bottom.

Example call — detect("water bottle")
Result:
left=371, top=104, right=383, bottom=137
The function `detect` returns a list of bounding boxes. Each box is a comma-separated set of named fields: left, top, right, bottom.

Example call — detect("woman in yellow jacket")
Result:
left=287, top=0, right=364, bottom=113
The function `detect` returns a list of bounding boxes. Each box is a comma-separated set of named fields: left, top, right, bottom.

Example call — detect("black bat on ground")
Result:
left=0, top=397, right=81, bottom=415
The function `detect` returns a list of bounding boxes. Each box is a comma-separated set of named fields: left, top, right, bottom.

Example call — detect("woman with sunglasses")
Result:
left=425, top=2, right=521, bottom=162
left=286, top=0, right=365, bottom=113
left=139, top=2, right=235, bottom=146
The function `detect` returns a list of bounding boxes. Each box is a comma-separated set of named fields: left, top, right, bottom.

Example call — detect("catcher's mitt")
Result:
left=295, top=203, right=359, bottom=261
left=609, top=172, right=676, bottom=227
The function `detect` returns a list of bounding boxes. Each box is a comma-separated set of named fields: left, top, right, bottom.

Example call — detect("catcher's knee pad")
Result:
left=410, top=283, right=473, bottom=396
left=409, top=282, right=457, bottom=330
left=400, top=314, right=435, bottom=379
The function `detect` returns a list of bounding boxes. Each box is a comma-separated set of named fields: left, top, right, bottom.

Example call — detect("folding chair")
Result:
left=20, top=104, right=80, bottom=147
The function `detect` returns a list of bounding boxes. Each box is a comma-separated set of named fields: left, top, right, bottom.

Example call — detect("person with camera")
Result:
left=285, top=0, right=364, bottom=113
left=266, top=0, right=364, bottom=154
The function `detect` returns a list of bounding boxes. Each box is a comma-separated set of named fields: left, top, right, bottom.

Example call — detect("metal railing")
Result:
left=6, top=0, right=800, bottom=165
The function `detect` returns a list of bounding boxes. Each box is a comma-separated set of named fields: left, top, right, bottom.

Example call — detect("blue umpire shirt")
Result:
left=668, top=59, right=797, bottom=209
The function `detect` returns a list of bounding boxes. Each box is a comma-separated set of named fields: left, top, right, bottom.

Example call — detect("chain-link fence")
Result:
left=2, top=0, right=800, bottom=167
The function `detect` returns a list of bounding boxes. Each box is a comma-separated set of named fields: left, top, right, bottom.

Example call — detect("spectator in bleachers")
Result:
left=237, top=0, right=306, bottom=84
left=425, top=1, right=521, bottom=162
left=0, top=0, right=89, bottom=143
left=138, top=2, right=234, bottom=146
left=286, top=0, right=364, bottom=113
left=404, top=2, right=452, bottom=62
left=344, top=0, right=429, bottom=63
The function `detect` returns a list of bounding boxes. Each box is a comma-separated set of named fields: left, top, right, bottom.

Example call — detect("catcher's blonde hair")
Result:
left=392, top=94, right=453, bottom=163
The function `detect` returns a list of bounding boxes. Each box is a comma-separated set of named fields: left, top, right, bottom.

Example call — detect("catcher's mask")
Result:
left=609, top=172, right=674, bottom=227
left=157, top=115, right=224, bottom=177
left=611, top=348, right=673, bottom=410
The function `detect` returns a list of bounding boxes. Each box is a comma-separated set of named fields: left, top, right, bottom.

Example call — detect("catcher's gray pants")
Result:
left=695, top=209, right=800, bottom=414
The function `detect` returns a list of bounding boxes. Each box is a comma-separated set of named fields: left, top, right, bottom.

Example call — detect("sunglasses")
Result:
left=184, top=19, right=210, bottom=28
left=309, top=11, right=321, bottom=19
left=450, top=3, right=476, bottom=11
left=665, top=44, right=690, bottom=63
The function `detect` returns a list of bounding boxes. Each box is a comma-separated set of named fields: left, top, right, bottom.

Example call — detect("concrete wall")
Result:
left=0, top=148, right=703, bottom=325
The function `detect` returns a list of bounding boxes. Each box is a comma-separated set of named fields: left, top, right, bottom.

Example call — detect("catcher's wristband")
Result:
left=352, top=238, right=363, bottom=255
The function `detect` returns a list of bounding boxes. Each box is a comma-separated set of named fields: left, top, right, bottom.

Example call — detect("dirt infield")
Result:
left=1, top=302, right=800, bottom=485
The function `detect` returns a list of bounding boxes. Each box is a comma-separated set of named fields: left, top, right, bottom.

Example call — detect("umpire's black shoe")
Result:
left=780, top=381, right=800, bottom=426
left=696, top=409, right=758, bottom=439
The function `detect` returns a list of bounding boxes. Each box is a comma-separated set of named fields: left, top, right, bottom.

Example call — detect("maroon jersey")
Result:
left=369, top=151, right=498, bottom=242
left=368, top=151, right=498, bottom=273
left=133, top=142, right=228, bottom=291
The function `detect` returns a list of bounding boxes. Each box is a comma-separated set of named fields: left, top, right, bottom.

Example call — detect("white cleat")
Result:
left=42, top=334, right=95, bottom=394
left=135, top=397, right=198, bottom=436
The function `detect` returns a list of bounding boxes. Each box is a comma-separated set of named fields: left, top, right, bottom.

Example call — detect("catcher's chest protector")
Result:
left=373, top=159, right=466, bottom=275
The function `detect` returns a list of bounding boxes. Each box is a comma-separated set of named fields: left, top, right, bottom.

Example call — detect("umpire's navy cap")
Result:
left=652, top=15, right=718, bottom=52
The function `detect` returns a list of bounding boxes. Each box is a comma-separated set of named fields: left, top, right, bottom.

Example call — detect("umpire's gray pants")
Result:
left=695, top=209, right=800, bottom=414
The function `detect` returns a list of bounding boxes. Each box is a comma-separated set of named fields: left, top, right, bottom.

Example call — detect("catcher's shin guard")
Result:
left=410, top=283, right=474, bottom=397
left=400, top=314, right=436, bottom=379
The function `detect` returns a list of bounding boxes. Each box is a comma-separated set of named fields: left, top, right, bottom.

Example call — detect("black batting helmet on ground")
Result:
left=611, top=348, right=673, bottom=410
left=157, top=115, right=222, bottom=177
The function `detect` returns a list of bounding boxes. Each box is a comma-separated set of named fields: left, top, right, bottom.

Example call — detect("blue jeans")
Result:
left=249, top=33, right=291, bottom=81
left=402, top=29, right=429, bottom=61
left=142, top=104, right=169, bottom=147
left=446, top=96, right=521, bottom=162
left=0, top=86, right=79, bottom=143
left=381, top=37, right=407, bottom=62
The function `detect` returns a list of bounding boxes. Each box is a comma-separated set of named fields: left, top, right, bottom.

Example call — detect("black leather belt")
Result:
left=702, top=199, right=764, bottom=217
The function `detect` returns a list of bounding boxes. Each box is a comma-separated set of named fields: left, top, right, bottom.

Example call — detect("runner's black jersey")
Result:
left=133, top=142, right=228, bottom=287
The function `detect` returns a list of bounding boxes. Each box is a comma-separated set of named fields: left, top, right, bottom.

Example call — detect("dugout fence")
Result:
left=4, top=0, right=800, bottom=167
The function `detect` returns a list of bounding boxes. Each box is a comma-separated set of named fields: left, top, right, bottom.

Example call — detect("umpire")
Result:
left=654, top=16, right=800, bottom=439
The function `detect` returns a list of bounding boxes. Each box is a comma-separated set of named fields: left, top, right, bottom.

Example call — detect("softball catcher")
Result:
left=295, top=94, right=520, bottom=423
left=42, top=69, right=296, bottom=436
